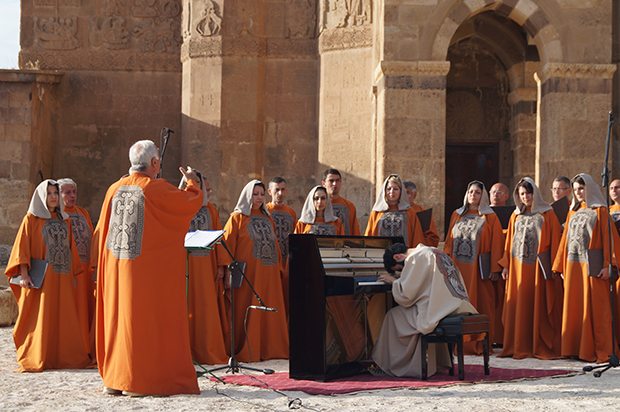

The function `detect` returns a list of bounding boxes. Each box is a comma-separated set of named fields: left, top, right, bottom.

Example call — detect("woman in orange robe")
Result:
left=499, top=177, right=563, bottom=359
left=184, top=174, right=228, bottom=365
left=58, top=178, right=96, bottom=357
left=365, top=174, right=425, bottom=248
left=552, top=173, right=620, bottom=363
left=294, top=186, right=344, bottom=235
left=444, top=181, right=504, bottom=355
left=219, top=180, right=289, bottom=362
left=5, top=179, right=91, bottom=372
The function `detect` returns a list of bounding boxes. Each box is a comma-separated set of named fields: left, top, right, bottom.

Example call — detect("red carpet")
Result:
left=218, top=365, right=577, bottom=395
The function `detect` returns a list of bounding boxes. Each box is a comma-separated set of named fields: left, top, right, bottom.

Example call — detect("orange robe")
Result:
left=96, top=173, right=202, bottom=395
left=331, top=196, right=361, bottom=235
left=294, top=217, right=345, bottom=235
left=266, top=202, right=297, bottom=310
left=219, top=209, right=289, bottom=362
left=64, top=204, right=96, bottom=356
left=444, top=210, right=504, bottom=354
left=553, top=204, right=620, bottom=362
left=499, top=210, right=563, bottom=359
left=6, top=212, right=91, bottom=371
left=410, top=203, right=440, bottom=247
left=492, top=227, right=507, bottom=345
left=187, top=202, right=228, bottom=365
left=365, top=206, right=425, bottom=248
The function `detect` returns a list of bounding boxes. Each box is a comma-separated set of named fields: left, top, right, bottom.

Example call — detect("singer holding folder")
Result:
left=5, top=180, right=91, bottom=372
left=444, top=181, right=503, bottom=355
left=498, top=177, right=563, bottom=360
left=552, top=173, right=620, bottom=363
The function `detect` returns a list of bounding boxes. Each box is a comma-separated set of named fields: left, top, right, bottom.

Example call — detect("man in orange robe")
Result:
left=322, top=168, right=361, bottom=235
left=58, top=178, right=96, bottom=357
left=6, top=180, right=91, bottom=371
left=404, top=180, right=440, bottom=247
left=266, top=176, right=297, bottom=310
left=489, top=182, right=511, bottom=347
left=553, top=173, right=620, bottom=363
left=185, top=174, right=228, bottom=365
left=96, top=140, right=203, bottom=396
left=499, top=178, right=563, bottom=359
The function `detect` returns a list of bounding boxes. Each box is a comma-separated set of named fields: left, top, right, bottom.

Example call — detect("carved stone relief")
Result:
left=34, top=17, right=80, bottom=50
left=133, top=18, right=180, bottom=53
left=91, top=16, right=131, bottom=50
left=322, top=0, right=372, bottom=31
left=195, top=0, right=222, bottom=37
left=286, top=0, right=317, bottom=39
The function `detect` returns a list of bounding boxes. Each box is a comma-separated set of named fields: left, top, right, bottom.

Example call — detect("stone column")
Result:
left=374, top=60, right=450, bottom=233
left=536, top=63, right=616, bottom=193
left=0, top=70, right=62, bottom=245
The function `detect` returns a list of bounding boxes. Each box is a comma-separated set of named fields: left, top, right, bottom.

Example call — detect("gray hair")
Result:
left=57, top=178, right=77, bottom=189
left=403, top=180, right=417, bottom=191
left=129, top=140, right=159, bottom=172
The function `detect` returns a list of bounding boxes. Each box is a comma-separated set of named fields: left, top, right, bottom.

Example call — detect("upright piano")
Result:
left=289, top=234, right=402, bottom=381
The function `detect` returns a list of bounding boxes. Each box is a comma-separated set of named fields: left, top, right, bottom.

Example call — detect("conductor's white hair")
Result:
left=57, top=178, right=77, bottom=189
left=129, top=140, right=159, bottom=172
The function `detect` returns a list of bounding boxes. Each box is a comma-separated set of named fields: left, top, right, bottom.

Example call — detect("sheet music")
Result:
left=184, top=229, right=225, bottom=249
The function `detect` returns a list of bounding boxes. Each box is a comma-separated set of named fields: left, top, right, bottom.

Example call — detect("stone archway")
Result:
left=444, top=11, right=539, bottom=225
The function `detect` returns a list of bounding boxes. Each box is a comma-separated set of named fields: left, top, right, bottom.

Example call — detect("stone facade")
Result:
left=0, top=0, right=618, bottom=245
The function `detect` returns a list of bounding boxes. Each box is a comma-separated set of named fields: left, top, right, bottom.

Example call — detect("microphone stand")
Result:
left=207, top=239, right=275, bottom=375
left=157, top=127, right=173, bottom=179
left=583, top=111, right=619, bottom=377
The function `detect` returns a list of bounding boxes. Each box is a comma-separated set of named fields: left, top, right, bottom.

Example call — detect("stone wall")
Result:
left=18, top=0, right=184, bottom=223
left=0, top=70, right=62, bottom=245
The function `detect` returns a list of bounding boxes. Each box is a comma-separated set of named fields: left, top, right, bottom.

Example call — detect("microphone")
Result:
left=249, top=305, right=277, bottom=312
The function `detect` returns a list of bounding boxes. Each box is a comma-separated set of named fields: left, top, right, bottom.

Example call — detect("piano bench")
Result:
left=420, top=313, right=490, bottom=381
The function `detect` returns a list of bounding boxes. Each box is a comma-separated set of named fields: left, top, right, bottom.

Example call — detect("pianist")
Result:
left=371, top=243, right=477, bottom=378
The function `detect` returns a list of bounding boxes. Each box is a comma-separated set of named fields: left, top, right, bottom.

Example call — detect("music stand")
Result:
left=184, top=229, right=226, bottom=381
left=207, top=239, right=275, bottom=375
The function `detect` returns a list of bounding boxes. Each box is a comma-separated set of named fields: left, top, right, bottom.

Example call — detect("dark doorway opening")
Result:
left=444, top=143, right=499, bottom=236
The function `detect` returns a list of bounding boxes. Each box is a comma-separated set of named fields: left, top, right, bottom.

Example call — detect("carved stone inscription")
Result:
left=322, top=0, right=372, bottom=30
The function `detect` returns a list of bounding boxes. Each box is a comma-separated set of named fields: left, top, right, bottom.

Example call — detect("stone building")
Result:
left=0, top=0, right=618, bottom=245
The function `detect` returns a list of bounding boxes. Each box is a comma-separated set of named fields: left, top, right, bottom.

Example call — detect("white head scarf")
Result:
left=456, top=180, right=494, bottom=216
left=299, top=185, right=337, bottom=224
left=233, top=179, right=269, bottom=216
left=179, top=170, right=209, bottom=206
left=571, top=173, right=606, bottom=210
left=513, top=177, right=552, bottom=215
left=372, top=174, right=410, bottom=212
left=27, top=179, right=69, bottom=219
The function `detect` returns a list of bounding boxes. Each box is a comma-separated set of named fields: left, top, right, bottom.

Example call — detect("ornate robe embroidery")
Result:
left=248, top=215, right=278, bottom=266
left=270, top=210, right=295, bottom=260
left=434, top=249, right=469, bottom=300
left=308, top=223, right=336, bottom=236
left=332, top=203, right=350, bottom=234
left=68, top=213, right=92, bottom=264
left=188, top=206, right=213, bottom=257
left=451, top=214, right=486, bottom=264
left=511, top=213, right=543, bottom=264
left=567, top=208, right=597, bottom=263
left=43, top=218, right=71, bottom=273
left=378, top=211, right=408, bottom=244
left=106, top=185, right=145, bottom=260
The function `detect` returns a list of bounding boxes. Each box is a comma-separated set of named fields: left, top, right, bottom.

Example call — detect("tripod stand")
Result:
left=207, top=239, right=275, bottom=375
left=582, top=111, right=619, bottom=377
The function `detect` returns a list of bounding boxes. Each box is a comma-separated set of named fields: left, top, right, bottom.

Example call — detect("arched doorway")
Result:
left=444, top=12, right=539, bottom=230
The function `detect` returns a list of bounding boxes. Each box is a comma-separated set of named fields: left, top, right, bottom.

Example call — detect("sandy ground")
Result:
left=1, top=326, right=620, bottom=412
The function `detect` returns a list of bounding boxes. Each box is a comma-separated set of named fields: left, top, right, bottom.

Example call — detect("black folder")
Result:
left=491, top=206, right=514, bottom=230
left=10, top=258, right=48, bottom=289
left=537, top=250, right=552, bottom=280
left=416, top=208, right=433, bottom=233
left=587, top=249, right=603, bottom=277
left=478, top=252, right=491, bottom=280
left=551, top=196, right=570, bottom=226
